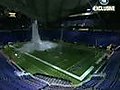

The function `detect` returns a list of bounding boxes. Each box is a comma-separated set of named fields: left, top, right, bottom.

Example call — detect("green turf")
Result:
left=3, top=42, right=105, bottom=85
left=31, top=43, right=104, bottom=76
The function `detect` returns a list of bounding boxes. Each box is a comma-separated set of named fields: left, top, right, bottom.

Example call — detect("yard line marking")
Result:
left=95, top=54, right=106, bottom=64
left=25, top=52, right=83, bottom=81
left=79, top=66, right=94, bottom=81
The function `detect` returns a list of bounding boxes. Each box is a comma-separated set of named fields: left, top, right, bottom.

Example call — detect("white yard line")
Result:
left=79, top=66, right=94, bottom=81
left=11, top=60, right=25, bottom=72
left=25, top=53, right=84, bottom=81
left=1, top=50, right=49, bottom=85
left=95, top=61, right=105, bottom=74
left=95, top=54, right=106, bottom=64
left=25, top=53, right=94, bottom=81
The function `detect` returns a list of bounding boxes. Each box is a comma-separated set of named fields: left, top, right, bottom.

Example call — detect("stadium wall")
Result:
left=40, top=29, right=120, bottom=47
left=0, top=29, right=120, bottom=47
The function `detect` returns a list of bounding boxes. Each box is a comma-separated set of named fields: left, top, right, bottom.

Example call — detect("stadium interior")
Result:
left=0, top=0, right=120, bottom=90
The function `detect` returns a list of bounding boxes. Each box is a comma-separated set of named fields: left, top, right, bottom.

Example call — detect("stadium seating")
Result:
left=42, top=85, right=74, bottom=90
left=0, top=30, right=120, bottom=47
left=35, top=74, right=71, bottom=86
left=76, top=49, right=120, bottom=90
left=0, top=30, right=120, bottom=90
left=0, top=52, right=48, bottom=90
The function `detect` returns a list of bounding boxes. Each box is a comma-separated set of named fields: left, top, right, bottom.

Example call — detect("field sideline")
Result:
left=3, top=42, right=105, bottom=84
left=25, top=52, right=94, bottom=81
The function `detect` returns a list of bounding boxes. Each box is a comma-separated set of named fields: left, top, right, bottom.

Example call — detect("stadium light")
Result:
left=9, top=12, right=16, bottom=17
left=69, top=12, right=95, bottom=17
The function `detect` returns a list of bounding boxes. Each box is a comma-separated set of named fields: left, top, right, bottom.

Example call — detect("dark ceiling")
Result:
left=0, top=0, right=119, bottom=30
left=0, top=0, right=88, bottom=22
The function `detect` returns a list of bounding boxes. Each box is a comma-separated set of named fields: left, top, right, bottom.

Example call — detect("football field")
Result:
left=3, top=42, right=105, bottom=84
